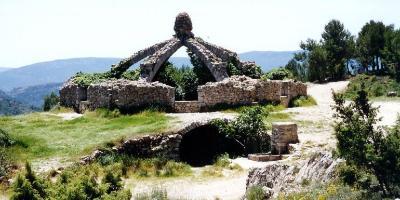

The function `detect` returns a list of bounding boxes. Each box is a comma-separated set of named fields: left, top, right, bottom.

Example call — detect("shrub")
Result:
left=333, top=84, right=400, bottom=197
left=72, top=71, right=112, bottom=87
left=43, top=92, right=60, bottom=111
left=135, top=188, right=168, bottom=200
left=344, top=74, right=400, bottom=99
left=121, top=68, right=141, bottom=81
left=0, top=128, right=14, bottom=147
left=212, top=106, right=270, bottom=154
left=289, top=95, right=317, bottom=107
left=262, top=67, right=293, bottom=80
left=246, top=186, right=266, bottom=200
left=180, top=69, right=199, bottom=100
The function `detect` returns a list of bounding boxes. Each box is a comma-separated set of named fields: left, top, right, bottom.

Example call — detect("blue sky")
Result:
left=1, top=0, right=399, bottom=67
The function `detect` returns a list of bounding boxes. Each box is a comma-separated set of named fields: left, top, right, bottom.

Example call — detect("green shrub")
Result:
left=246, top=186, right=266, bottom=200
left=289, top=95, right=317, bottom=107
left=262, top=67, right=293, bottom=80
left=72, top=71, right=113, bottom=87
left=121, top=68, right=141, bottom=81
left=344, top=74, right=400, bottom=99
left=333, top=85, right=400, bottom=197
left=43, top=92, right=60, bottom=111
left=212, top=106, right=270, bottom=154
left=0, top=128, right=14, bottom=147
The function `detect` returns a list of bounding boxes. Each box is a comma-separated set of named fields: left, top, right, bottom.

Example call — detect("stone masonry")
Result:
left=198, top=76, right=307, bottom=107
left=87, top=79, right=175, bottom=110
left=271, top=122, right=299, bottom=154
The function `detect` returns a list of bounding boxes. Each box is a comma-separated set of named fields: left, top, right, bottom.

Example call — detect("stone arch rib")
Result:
left=184, top=38, right=228, bottom=81
left=140, top=38, right=182, bottom=81
left=110, top=39, right=173, bottom=78
left=194, top=37, right=239, bottom=63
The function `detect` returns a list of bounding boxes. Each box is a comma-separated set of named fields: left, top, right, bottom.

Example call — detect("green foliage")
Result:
left=289, top=95, right=317, bottom=107
left=212, top=106, right=270, bottom=154
left=322, top=19, right=354, bottom=80
left=12, top=162, right=131, bottom=200
left=344, top=74, right=400, bottom=99
left=43, top=92, right=59, bottom=111
left=262, top=67, right=293, bottom=80
left=121, top=68, right=141, bottom=81
left=153, top=62, right=180, bottom=88
left=286, top=19, right=355, bottom=82
left=246, top=186, right=266, bottom=200
left=333, top=85, right=400, bottom=197
left=72, top=71, right=113, bottom=88
left=180, top=69, right=199, bottom=100
left=278, top=182, right=364, bottom=200
left=0, top=128, right=14, bottom=147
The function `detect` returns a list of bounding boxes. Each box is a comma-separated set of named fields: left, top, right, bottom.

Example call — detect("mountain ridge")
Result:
left=0, top=51, right=297, bottom=91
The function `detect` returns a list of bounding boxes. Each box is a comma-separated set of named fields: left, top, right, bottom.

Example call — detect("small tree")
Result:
left=43, top=92, right=60, bottom=111
left=333, top=85, right=400, bottom=197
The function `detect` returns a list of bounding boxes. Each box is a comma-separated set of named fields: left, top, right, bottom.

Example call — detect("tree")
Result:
left=333, top=85, right=400, bottom=197
left=356, top=20, right=392, bottom=73
left=382, top=28, right=400, bottom=81
left=322, top=19, right=354, bottom=80
left=180, top=70, right=199, bottom=100
left=43, top=92, right=60, bottom=111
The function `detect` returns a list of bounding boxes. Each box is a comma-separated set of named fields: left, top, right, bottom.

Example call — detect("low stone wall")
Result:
left=271, top=122, right=299, bottom=154
left=87, top=79, right=175, bottom=111
left=59, top=80, right=87, bottom=110
left=174, top=101, right=202, bottom=113
left=198, top=76, right=307, bottom=107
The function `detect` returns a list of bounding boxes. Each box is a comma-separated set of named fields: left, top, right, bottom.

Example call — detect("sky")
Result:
left=0, top=0, right=399, bottom=68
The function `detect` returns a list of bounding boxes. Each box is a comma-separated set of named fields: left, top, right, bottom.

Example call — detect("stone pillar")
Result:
left=271, top=122, right=298, bottom=154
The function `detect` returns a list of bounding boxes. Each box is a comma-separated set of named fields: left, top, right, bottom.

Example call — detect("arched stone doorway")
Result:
left=179, top=125, right=244, bottom=167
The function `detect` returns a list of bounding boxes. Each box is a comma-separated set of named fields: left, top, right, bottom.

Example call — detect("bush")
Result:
left=333, top=85, right=400, bottom=197
left=43, top=92, right=60, bottom=111
left=72, top=71, right=112, bottom=87
left=344, top=74, right=400, bottom=99
left=0, top=128, right=14, bottom=147
left=135, top=188, right=168, bottom=200
left=212, top=106, right=270, bottom=154
left=262, top=67, right=293, bottom=80
left=246, top=186, right=266, bottom=200
left=289, top=95, right=317, bottom=107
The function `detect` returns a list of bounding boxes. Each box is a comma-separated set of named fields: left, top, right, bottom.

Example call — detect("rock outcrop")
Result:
left=246, top=152, right=342, bottom=199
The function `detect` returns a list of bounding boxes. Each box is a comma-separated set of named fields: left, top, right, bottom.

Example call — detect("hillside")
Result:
left=0, top=51, right=296, bottom=91
left=0, top=90, right=35, bottom=116
left=8, top=82, right=63, bottom=108
left=0, top=67, right=10, bottom=73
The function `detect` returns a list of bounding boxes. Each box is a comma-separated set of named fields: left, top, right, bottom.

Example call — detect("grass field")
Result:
left=0, top=110, right=171, bottom=163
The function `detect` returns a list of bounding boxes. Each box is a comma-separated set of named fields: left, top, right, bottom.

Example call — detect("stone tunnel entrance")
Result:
left=179, top=124, right=244, bottom=166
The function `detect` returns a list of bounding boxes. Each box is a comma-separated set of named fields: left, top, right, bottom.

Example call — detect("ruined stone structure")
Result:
left=60, top=12, right=307, bottom=113
left=271, top=122, right=299, bottom=154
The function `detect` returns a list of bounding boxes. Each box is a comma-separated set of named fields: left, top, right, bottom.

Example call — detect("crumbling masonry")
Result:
left=60, top=12, right=307, bottom=113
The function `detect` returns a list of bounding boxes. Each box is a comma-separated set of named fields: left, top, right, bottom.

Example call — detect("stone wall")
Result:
left=271, top=122, right=299, bottom=154
left=59, top=80, right=87, bottom=110
left=87, top=79, right=175, bottom=111
left=174, top=101, right=202, bottom=113
left=197, top=76, right=307, bottom=107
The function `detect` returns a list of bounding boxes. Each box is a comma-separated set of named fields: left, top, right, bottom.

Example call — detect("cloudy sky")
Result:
left=1, top=0, right=399, bottom=67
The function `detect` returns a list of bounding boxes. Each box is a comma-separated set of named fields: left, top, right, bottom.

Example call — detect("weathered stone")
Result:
left=59, top=80, right=87, bottom=111
left=387, top=91, right=397, bottom=97
left=174, top=12, right=194, bottom=40
left=174, top=101, right=201, bottom=113
left=198, top=76, right=307, bottom=107
left=248, top=154, right=282, bottom=162
left=271, top=122, right=299, bottom=155
left=246, top=152, right=343, bottom=199
left=87, top=79, right=175, bottom=111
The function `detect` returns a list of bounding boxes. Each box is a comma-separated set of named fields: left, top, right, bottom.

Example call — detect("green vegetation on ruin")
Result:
left=289, top=95, right=317, bottom=107
left=344, top=74, right=400, bottom=99
left=0, top=109, right=171, bottom=163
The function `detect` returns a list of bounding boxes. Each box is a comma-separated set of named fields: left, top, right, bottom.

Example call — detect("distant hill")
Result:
left=0, top=67, right=10, bottom=73
left=0, top=51, right=297, bottom=91
left=8, top=83, right=63, bottom=108
left=0, top=90, right=35, bottom=116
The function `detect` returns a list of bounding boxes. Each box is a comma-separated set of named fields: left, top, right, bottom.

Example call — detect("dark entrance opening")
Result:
left=179, top=125, right=244, bottom=167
